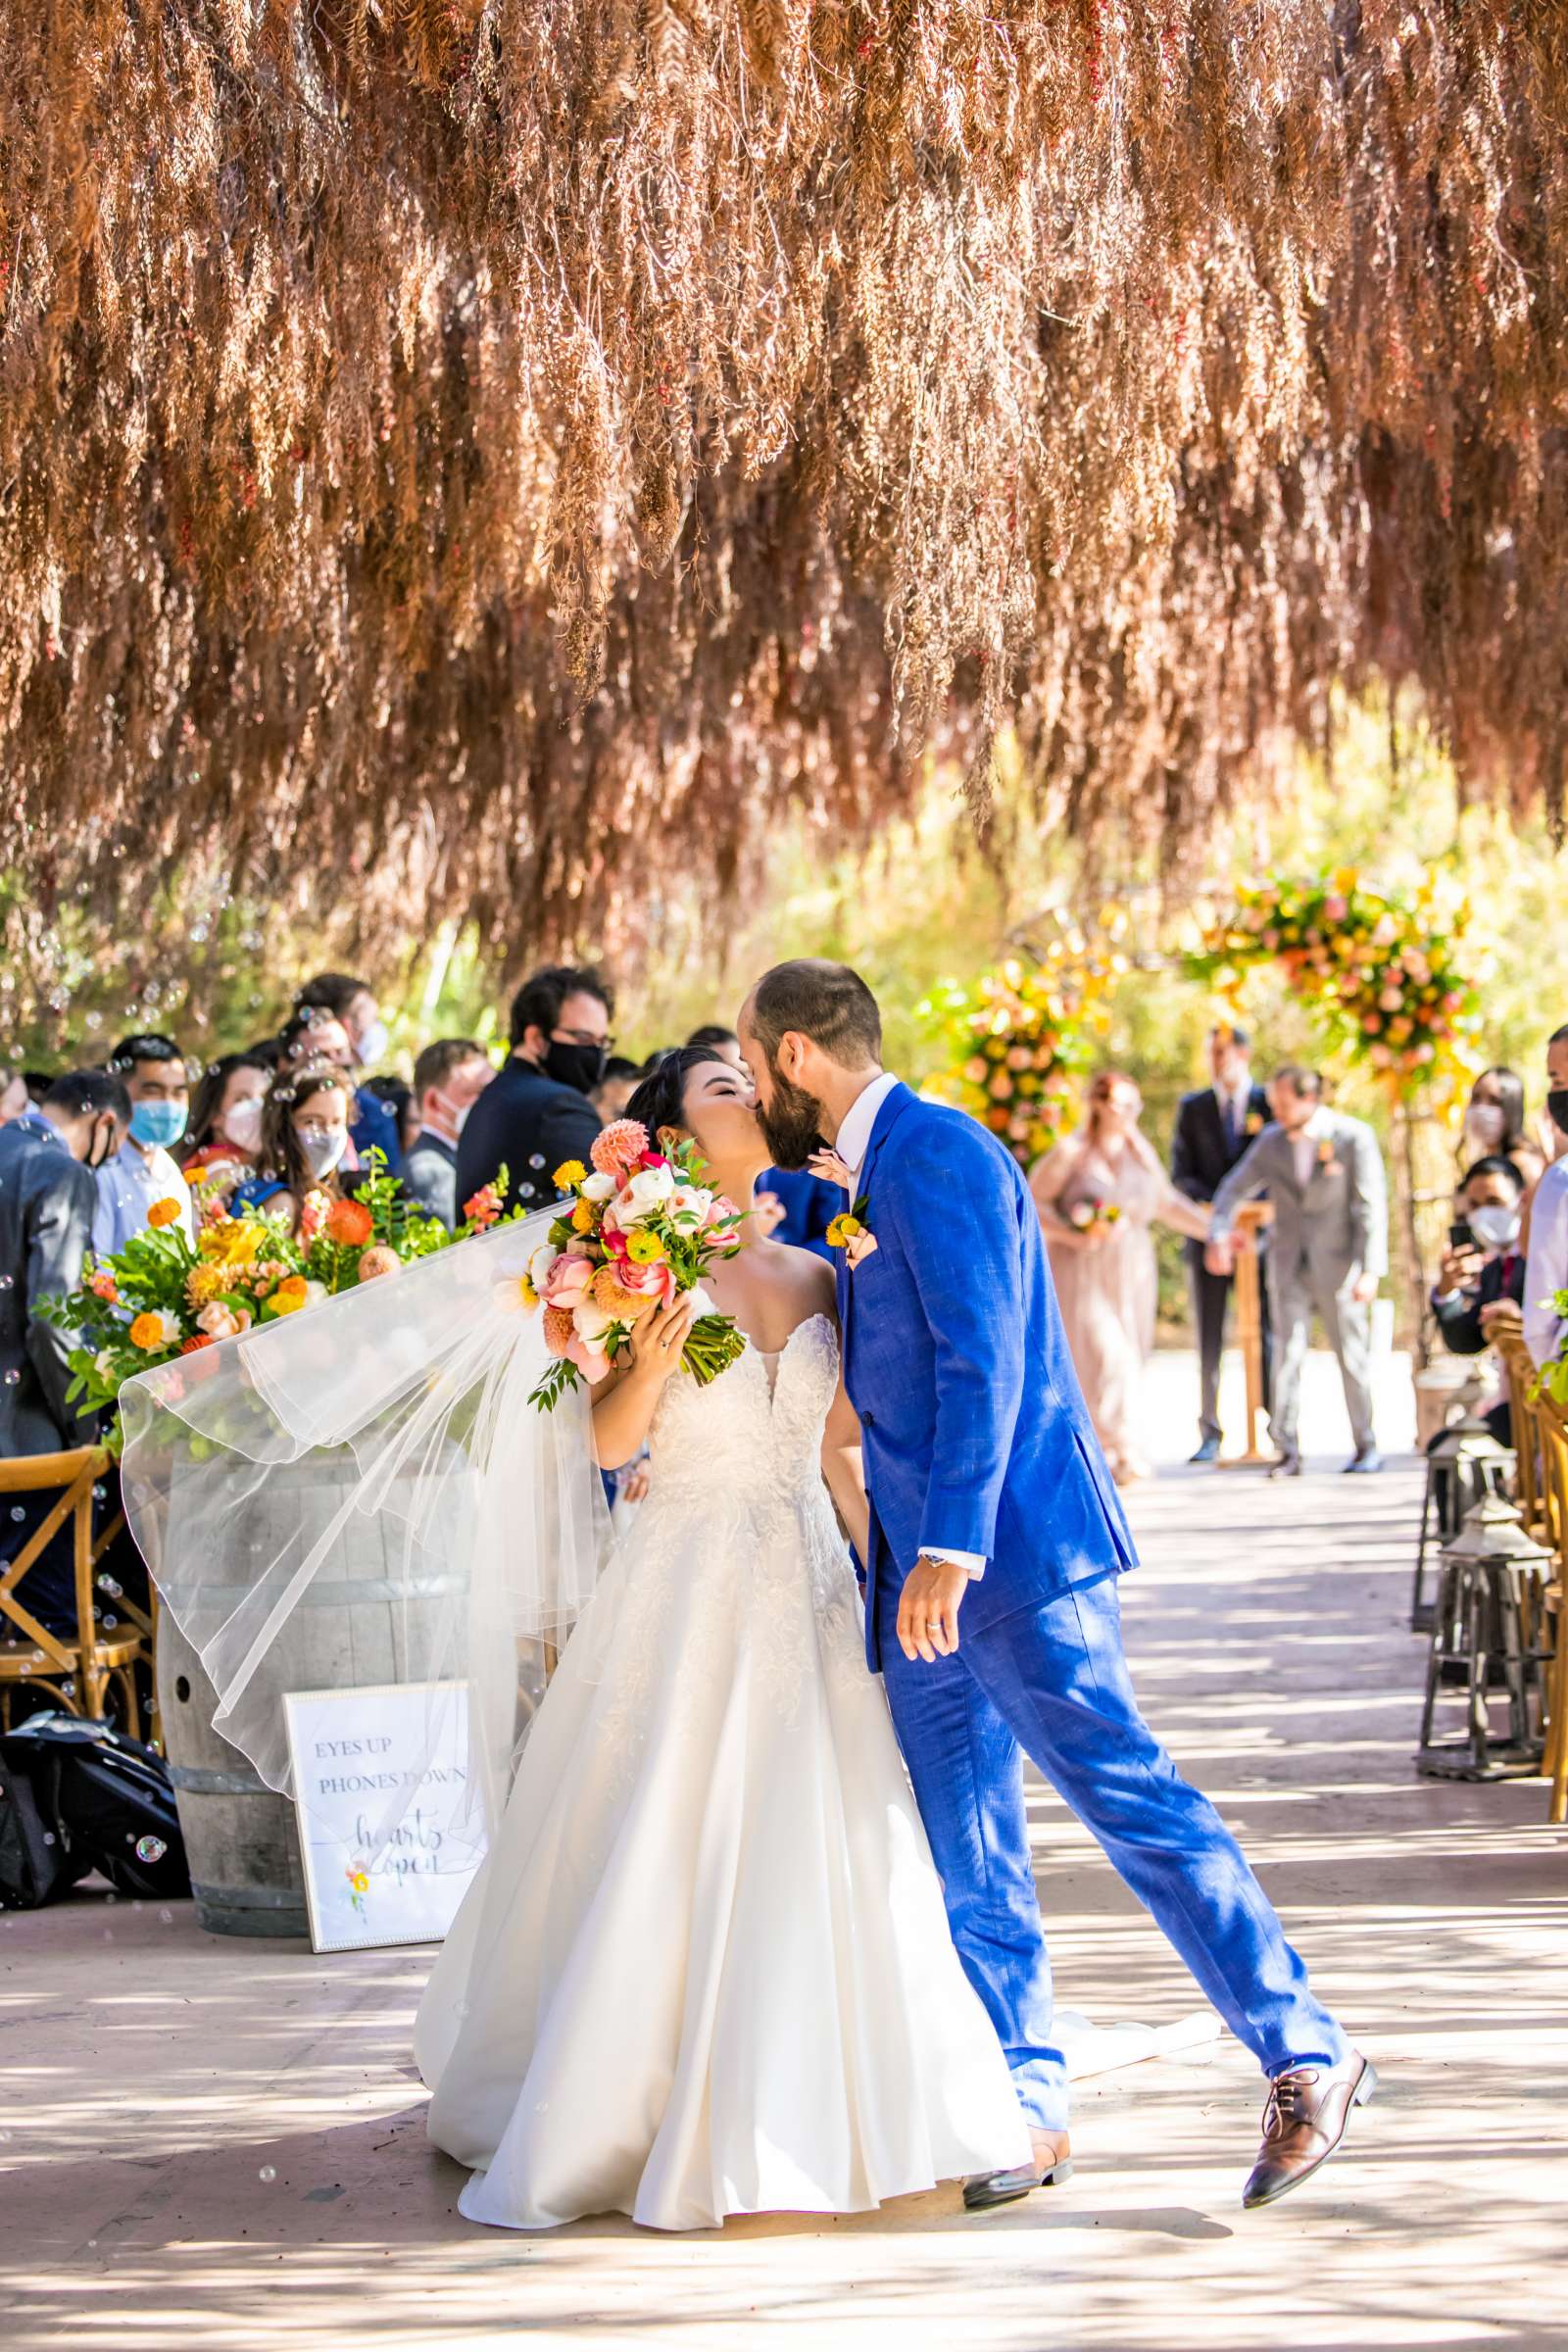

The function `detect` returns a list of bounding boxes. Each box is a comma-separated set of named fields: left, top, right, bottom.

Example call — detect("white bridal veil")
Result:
left=119, top=1208, right=610, bottom=1859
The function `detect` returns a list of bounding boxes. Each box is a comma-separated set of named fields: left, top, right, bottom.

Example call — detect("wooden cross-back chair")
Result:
left=1531, top=1389, right=1568, bottom=1827
left=0, top=1446, right=149, bottom=1737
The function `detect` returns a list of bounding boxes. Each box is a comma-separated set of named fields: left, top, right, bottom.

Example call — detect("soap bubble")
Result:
left=259, top=2166, right=276, bottom=2182
left=134, top=1835, right=168, bottom=1865
left=9, top=1506, right=24, bottom=1523
left=528, top=1153, right=547, bottom=1168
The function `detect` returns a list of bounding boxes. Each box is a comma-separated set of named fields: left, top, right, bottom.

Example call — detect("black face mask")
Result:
left=85, top=1119, right=118, bottom=1172
left=543, top=1037, right=609, bottom=1096
left=1547, top=1089, right=1568, bottom=1138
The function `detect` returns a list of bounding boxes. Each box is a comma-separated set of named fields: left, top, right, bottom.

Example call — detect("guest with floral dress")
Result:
left=1029, top=1072, right=1211, bottom=1483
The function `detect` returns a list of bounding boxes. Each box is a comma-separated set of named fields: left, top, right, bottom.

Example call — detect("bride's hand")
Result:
left=627, top=1294, right=698, bottom=1385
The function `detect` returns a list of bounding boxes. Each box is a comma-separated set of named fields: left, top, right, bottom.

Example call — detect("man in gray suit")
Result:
left=1206, top=1066, right=1388, bottom=1477
left=0, top=1069, right=130, bottom=1629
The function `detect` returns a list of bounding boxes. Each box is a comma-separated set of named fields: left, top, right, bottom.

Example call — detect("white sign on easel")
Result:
left=282, top=1681, right=487, bottom=1953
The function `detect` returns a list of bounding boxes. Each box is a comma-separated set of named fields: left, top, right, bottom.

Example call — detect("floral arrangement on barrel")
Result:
left=1188, top=870, right=1485, bottom=1097
left=518, top=1119, right=747, bottom=1410
left=919, top=954, right=1110, bottom=1169
left=39, top=1153, right=512, bottom=1446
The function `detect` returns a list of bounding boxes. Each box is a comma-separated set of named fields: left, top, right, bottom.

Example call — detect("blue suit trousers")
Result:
left=877, top=1574, right=1348, bottom=2130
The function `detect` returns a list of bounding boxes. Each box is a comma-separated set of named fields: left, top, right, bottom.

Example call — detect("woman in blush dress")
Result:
left=1030, top=1072, right=1212, bottom=1484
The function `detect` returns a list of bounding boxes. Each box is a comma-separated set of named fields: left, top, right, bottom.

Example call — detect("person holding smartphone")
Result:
left=1432, top=1155, right=1528, bottom=1444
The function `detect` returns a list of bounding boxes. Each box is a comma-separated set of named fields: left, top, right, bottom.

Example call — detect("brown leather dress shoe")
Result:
left=963, top=2127, right=1073, bottom=2212
left=1242, top=2052, right=1376, bottom=2210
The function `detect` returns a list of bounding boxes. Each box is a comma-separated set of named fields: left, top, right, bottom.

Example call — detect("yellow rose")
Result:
left=553, top=1159, right=587, bottom=1191
left=270, top=1275, right=310, bottom=1317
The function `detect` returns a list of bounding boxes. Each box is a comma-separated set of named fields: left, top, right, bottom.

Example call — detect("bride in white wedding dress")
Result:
left=413, top=1046, right=1032, bottom=2230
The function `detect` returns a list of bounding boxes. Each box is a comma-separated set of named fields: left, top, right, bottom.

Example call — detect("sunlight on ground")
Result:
left=3, top=1384, right=1564, bottom=2351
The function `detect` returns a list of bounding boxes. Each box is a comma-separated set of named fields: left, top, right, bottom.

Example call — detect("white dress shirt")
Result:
left=835, top=1070, right=984, bottom=1582
left=835, top=1070, right=904, bottom=1178
left=92, top=1139, right=195, bottom=1257
left=1524, top=1155, right=1568, bottom=1367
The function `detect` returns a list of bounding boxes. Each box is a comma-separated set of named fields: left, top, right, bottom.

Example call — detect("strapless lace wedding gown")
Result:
left=414, top=1312, right=1031, bottom=2230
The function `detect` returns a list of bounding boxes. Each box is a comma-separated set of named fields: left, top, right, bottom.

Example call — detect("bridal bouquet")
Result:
left=1067, top=1198, right=1122, bottom=1243
left=522, top=1120, right=746, bottom=1410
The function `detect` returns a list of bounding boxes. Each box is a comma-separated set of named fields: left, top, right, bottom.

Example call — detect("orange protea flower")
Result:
left=542, top=1305, right=575, bottom=1356
left=147, top=1196, right=183, bottom=1230
left=590, top=1119, right=650, bottom=1180
left=179, top=1333, right=216, bottom=1355
left=324, top=1197, right=374, bottom=1248
left=590, top=1263, right=655, bottom=1318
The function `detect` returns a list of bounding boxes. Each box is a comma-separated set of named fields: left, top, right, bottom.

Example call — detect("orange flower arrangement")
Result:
left=324, top=1197, right=374, bottom=1248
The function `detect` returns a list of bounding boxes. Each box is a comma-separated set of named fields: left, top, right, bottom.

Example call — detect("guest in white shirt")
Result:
left=1523, top=1023, right=1568, bottom=1367
left=93, top=1032, right=195, bottom=1256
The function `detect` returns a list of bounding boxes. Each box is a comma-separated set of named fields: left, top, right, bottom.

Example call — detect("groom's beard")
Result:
left=757, top=1066, right=826, bottom=1171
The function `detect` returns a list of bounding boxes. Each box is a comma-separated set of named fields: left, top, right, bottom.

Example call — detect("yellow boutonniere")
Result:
left=1317, top=1137, right=1337, bottom=1167
left=828, top=1199, right=878, bottom=1267
left=1246, top=1109, right=1264, bottom=1135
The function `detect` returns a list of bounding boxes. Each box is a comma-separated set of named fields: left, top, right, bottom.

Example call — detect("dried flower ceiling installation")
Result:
left=2, top=3, right=1564, bottom=968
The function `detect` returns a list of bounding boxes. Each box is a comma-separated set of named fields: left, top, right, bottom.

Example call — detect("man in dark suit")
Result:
left=456, top=965, right=613, bottom=1216
left=1431, top=1155, right=1528, bottom=1446
left=1171, top=1023, right=1273, bottom=1462
left=0, top=1069, right=131, bottom=1632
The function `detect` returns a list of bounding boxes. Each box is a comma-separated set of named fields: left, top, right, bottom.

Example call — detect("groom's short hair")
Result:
left=1271, top=1063, right=1323, bottom=1101
left=749, top=960, right=882, bottom=1067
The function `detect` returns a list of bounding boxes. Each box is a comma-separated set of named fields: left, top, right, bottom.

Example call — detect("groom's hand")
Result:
left=897, top=1556, right=970, bottom=1664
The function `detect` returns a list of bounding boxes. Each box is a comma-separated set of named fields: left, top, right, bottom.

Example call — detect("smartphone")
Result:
left=1448, top=1218, right=1474, bottom=1250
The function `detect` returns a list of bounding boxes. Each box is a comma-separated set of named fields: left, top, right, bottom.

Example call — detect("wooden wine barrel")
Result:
left=156, top=1454, right=465, bottom=1938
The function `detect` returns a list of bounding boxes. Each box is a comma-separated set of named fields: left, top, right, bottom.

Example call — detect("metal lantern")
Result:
left=1416, top=1490, right=1552, bottom=1781
left=1411, top=1411, right=1515, bottom=1633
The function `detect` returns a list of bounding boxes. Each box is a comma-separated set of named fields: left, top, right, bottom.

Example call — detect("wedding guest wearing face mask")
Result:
left=1523, top=1025, right=1568, bottom=1367
left=0, top=1070, right=131, bottom=1632
left=293, top=973, right=405, bottom=1177
left=93, top=1034, right=195, bottom=1254
left=404, top=1041, right=495, bottom=1230
left=180, top=1052, right=272, bottom=1202
left=230, top=1062, right=354, bottom=1234
left=1457, top=1067, right=1545, bottom=1192
left=1432, top=1156, right=1527, bottom=1445
left=455, top=965, right=613, bottom=1216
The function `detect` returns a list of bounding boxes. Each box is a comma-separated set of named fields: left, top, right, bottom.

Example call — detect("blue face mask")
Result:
left=128, top=1099, right=187, bottom=1152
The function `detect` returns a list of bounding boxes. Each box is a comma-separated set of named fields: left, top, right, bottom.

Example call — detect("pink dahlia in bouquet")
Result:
left=521, top=1119, right=747, bottom=1410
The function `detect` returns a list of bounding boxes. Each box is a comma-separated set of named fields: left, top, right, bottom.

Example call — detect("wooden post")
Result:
left=1224, top=1200, right=1275, bottom=1467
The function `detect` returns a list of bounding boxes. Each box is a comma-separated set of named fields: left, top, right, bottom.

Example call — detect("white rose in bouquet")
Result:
left=614, top=1163, right=677, bottom=1225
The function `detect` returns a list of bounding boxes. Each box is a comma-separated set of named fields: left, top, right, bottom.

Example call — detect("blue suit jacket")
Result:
left=837, top=1083, right=1136, bottom=1670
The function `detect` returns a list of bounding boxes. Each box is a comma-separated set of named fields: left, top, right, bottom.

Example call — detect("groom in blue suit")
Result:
left=740, top=961, right=1372, bottom=2213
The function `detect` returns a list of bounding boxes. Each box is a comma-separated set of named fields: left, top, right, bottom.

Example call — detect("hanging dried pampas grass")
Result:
left=0, top=4, right=1564, bottom=981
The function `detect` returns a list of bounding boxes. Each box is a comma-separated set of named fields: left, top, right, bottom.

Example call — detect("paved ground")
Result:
left=3, top=1352, right=1563, bottom=2351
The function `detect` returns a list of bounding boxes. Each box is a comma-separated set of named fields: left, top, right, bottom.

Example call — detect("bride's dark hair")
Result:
left=623, top=1046, right=729, bottom=1142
